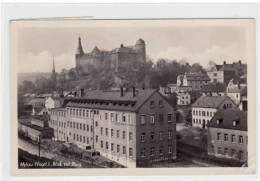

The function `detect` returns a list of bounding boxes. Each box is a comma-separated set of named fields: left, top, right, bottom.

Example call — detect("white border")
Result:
left=1, top=2, right=260, bottom=181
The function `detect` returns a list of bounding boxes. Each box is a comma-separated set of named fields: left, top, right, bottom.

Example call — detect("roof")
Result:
left=192, top=95, right=231, bottom=108
left=201, top=83, right=226, bottom=93
left=51, top=107, right=66, bottom=112
left=227, top=85, right=247, bottom=94
left=66, top=89, right=160, bottom=112
left=19, top=120, right=53, bottom=131
left=28, top=98, right=45, bottom=104
left=167, top=83, right=177, bottom=87
left=207, top=110, right=247, bottom=131
left=185, top=72, right=210, bottom=81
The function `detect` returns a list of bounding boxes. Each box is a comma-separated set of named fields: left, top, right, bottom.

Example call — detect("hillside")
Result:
left=18, top=72, right=51, bottom=85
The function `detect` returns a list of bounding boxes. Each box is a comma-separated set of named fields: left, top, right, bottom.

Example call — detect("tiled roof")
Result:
left=192, top=95, right=231, bottom=108
left=227, top=85, right=247, bottom=94
left=207, top=110, right=247, bottom=131
left=66, top=89, right=158, bottom=112
left=185, top=72, right=210, bottom=81
left=201, top=83, right=226, bottom=93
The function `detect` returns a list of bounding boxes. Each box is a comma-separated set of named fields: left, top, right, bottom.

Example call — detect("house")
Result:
left=207, top=110, right=247, bottom=162
left=201, top=82, right=226, bottom=96
left=227, top=82, right=247, bottom=105
left=18, top=117, right=54, bottom=141
left=50, top=88, right=176, bottom=168
left=177, top=91, right=190, bottom=106
left=207, top=61, right=247, bottom=85
left=45, top=97, right=62, bottom=109
left=191, top=95, right=237, bottom=129
left=36, top=107, right=51, bottom=116
left=178, top=72, right=210, bottom=91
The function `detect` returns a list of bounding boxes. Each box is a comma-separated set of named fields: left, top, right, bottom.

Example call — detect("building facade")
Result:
left=177, top=91, right=191, bottom=106
left=201, top=82, right=226, bottom=96
left=50, top=89, right=176, bottom=168
left=178, top=72, right=210, bottom=91
left=191, top=96, right=237, bottom=128
left=207, top=110, right=247, bottom=162
left=75, top=37, right=146, bottom=75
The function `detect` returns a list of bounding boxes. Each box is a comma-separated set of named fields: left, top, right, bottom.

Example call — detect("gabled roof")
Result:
left=66, top=89, right=159, bottom=112
left=185, top=72, right=210, bottom=81
left=192, top=95, right=232, bottom=108
left=208, top=110, right=247, bottom=131
left=201, top=82, right=226, bottom=93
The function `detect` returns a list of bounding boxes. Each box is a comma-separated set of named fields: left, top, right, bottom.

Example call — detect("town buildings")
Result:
left=207, top=110, right=247, bottom=163
left=75, top=37, right=146, bottom=75
left=49, top=88, right=176, bottom=168
left=201, top=82, right=226, bottom=96
left=207, top=61, right=247, bottom=85
left=191, top=95, right=237, bottom=128
left=177, top=72, right=210, bottom=91
left=177, top=91, right=191, bottom=106
left=45, top=96, right=62, bottom=109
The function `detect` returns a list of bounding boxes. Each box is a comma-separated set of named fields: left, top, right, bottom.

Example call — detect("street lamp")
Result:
left=38, top=134, right=42, bottom=158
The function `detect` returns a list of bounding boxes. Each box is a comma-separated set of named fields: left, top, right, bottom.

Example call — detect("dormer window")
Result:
left=217, top=118, right=223, bottom=124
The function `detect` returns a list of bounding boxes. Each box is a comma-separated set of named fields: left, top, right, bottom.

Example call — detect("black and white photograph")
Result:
left=10, top=18, right=255, bottom=175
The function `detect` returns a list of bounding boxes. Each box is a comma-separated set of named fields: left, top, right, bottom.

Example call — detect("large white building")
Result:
left=177, top=91, right=190, bottom=106
left=191, top=95, right=237, bottom=129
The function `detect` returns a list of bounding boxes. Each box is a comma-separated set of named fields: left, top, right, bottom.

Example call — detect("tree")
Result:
left=68, top=68, right=77, bottom=81
left=22, top=80, right=35, bottom=93
left=190, top=63, right=206, bottom=73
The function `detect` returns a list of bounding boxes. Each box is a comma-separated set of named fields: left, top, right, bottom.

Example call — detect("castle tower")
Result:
left=135, top=38, right=146, bottom=62
left=75, top=37, right=84, bottom=76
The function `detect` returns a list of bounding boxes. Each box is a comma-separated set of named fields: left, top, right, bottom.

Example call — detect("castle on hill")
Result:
left=75, top=37, right=146, bottom=75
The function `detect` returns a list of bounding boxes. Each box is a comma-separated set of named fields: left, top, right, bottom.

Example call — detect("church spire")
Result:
left=52, top=55, right=55, bottom=73
left=76, top=36, right=84, bottom=55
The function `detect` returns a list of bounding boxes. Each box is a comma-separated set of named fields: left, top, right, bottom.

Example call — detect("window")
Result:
left=100, top=127, right=103, bottom=135
left=141, top=148, right=146, bottom=157
left=73, top=123, right=75, bottom=128
left=239, top=136, right=244, bottom=144
left=150, top=101, right=155, bottom=108
left=129, top=132, right=132, bottom=141
left=73, top=134, right=75, bottom=140
left=117, top=145, right=120, bottom=153
left=238, top=151, right=244, bottom=160
left=159, top=114, right=164, bottom=123
left=168, top=130, right=172, bottom=139
left=95, top=121, right=98, bottom=127
left=159, top=131, right=164, bottom=140
left=105, top=113, right=108, bottom=120
left=123, top=146, right=126, bottom=155
left=80, top=135, right=82, bottom=142
left=86, top=110, right=89, bottom=117
left=96, top=135, right=98, bottom=142
left=168, top=145, right=172, bottom=154
left=224, top=148, right=228, bottom=156
left=231, top=149, right=236, bottom=158
left=77, top=123, right=79, bottom=129
left=231, top=135, right=236, bottom=143
left=217, top=133, right=221, bottom=141
left=129, top=148, right=133, bottom=157
left=150, top=132, right=155, bottom=141
left=80, top=124, right=82, bottom=130
left=141, top=133, right=145, bottom=142
left=111, top=143, right=114, bottom=151
left=87, top=137, right=89, bottom=144
left=79, top=109, right=82, bottom=117
left=167, top=114, right=172, bottom=122
left=117, top=130, right=120, bottom=139
left=83, top=136, right=85, bottom=143
left=123, top=131, right=126, bottom=140
left=83, top=110, right=85, bottom=117
left=76, top=109, right=78, bottom=116
left=122, top=114, right=126, bottom=123
left=87, top=125, right=89, bottom=132
left=128, top=115, right=132, bottom=124
left=159, top=146, right=164, bottom=155
left=90, top=126, right=93, bottom=132
left=115, top=114, right=119, bottom=122
left=101, top=141, right=103, bottom=149
left=76, top=135, right=79, bottom=141
left=217, top=147, right=221, bottom=155
left=141, top=115, right=146, bottom=125
left=150, top=115, right=155, bottom=124
left=106, top=142, right=109, bottom=150
left=83, top=124, right=86, bottom=131
left=111, top=129, right=114, bottom=137
left=150, top=147, right=155, bottom=156
left=106, top=128, right=109, bottom=136
left=111, top=113, right=114, bottom=121
left=211, top=146, right=215, bottom=154
left=224, top=134, right=228, bottom=142
left=159, top=100, right=163, bottom=107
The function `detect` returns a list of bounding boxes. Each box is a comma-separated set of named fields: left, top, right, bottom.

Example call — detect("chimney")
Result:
left=120, top=87, right=124, bottom=97
left=132, top=87, right=136, bottom=97
left=80, top=88, right=85, bottom=97
left=239, top=60, right=241, bottom=65
left=223, top=61, right=226, bottom=65
left=121, top=44, right=124, bottom=48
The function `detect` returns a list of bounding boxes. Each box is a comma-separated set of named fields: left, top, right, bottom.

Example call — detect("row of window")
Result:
left=100, top=141, right=133, bottom=156
left=193, top=110, right=216, bottom=117
left=141, top=114, right=172, bottom=125
left=210, top=146, right=245, bottom=159
left=141, top=145, right=173, bottom=157
left=150, top=100, right=164, bottom=108
left=99, top=128, right=132, bottom=141
left=193, top=119, right=210, bottom=125
left=217, top=133, right=246, bottom=144
left=140, top=131, right=173, bottom=142
left=51, top=111, right=66, bottom=117
left=72, top=133, right=92, bottom=144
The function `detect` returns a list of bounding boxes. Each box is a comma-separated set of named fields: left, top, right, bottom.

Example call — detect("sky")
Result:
left=13, top=20, right=249, bottom=73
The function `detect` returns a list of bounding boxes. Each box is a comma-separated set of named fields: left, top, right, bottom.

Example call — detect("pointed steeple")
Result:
left=52, top=55, right=55, bottom=73
left=76, top=37, right=84, bottom=55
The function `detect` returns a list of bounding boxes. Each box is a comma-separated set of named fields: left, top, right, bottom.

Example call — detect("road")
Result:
left=18, top=138, right=100, bottom=168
